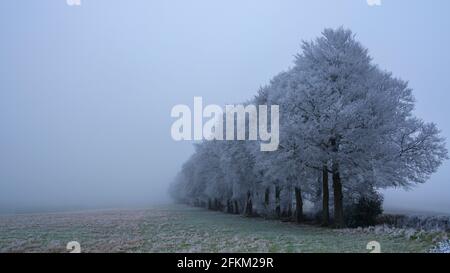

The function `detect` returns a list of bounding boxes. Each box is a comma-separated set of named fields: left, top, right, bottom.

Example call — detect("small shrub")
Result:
left=345, top=193, right=383, bottom=228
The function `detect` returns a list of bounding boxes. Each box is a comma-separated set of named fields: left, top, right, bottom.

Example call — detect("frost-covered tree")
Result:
left=170, top=27, right=448, bottom=229
left=280, top=27, right=447, bottom=227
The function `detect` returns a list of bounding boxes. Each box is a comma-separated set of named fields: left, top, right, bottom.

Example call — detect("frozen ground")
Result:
left=0, top=205, right=434, bottom=253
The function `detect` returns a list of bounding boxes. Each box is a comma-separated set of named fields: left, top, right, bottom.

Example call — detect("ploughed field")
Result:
left=0, top=205, right=433, bottom=253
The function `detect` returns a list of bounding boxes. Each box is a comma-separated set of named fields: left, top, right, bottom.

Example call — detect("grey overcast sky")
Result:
left=1, top=0, right=450, bottom=214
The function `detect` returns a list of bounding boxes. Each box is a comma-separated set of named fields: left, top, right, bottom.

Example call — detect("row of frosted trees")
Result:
left=170, top=28, right=448, bottom=228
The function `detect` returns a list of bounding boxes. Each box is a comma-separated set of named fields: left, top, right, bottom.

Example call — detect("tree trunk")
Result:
left=214, top=198, right=221, bottom=211
left=264, top=187, right=270, bottom=207
left=226, top=199, right=233, bottom=213
left=244, top=191, right=253, bottom=216
left=275, top=186, right=281, bottom=218
left=233, top=200, right=239, bottom=214
left=322, top=165, right=330, bottom=226
left=332, top=162, right=345, bottom=228
left=294, top=187, right=303, bottom=223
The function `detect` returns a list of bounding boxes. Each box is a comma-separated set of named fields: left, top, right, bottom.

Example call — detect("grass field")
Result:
left=0, top=204, right=434, bottom=253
